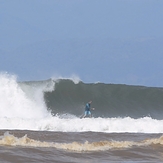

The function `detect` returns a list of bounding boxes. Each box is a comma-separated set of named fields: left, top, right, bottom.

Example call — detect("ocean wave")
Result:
left=1, top=73, right=163, bottom=133
left=1, top=131, right=163, bottom=152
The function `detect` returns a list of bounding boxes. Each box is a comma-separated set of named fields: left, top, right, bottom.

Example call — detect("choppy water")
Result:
left=1, top=130, right=163, bottom=163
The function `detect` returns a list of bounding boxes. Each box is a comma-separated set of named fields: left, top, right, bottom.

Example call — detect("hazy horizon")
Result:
left=0, top=0, right=163, bottom=87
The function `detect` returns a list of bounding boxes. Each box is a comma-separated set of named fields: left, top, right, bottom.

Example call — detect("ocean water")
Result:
left=1, top=73, right=163, bottom=162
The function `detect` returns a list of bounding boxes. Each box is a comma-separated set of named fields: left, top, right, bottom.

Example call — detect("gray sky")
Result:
left=0, top=0, right=163, bottom=87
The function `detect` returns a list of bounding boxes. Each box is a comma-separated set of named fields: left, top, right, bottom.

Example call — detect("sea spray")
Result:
left=0, top=73, right=54, bottom=119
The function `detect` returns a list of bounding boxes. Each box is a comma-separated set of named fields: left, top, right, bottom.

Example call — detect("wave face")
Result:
left=1, top=73, right=163, bottom=133
left=44, top=79, right=163, bottom=119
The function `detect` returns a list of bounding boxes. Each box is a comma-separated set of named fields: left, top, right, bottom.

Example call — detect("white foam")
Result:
left=1, top=115, right=163, bottom=133
left=0, top=73, right=53, bottom=119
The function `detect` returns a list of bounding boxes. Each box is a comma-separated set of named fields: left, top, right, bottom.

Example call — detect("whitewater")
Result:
left=0, top=73, right=163, bottom=133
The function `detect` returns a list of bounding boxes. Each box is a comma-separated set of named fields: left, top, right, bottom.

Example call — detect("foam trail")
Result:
left=1, top=116, right=163, bottom=133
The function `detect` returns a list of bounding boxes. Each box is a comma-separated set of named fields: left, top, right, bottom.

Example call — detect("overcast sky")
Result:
left=0, top=0, right=163, bottom=87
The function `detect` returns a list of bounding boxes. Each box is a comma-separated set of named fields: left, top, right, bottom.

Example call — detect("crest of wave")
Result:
left=51, top=74, right=81, bottom=84
left=0, top=73, right=53, bottom=119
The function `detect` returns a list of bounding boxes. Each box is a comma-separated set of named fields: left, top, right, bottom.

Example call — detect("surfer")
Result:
left=82, top=101, right=95, bottom=118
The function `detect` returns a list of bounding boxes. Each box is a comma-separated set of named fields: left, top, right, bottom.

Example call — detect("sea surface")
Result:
left=1, top=73, right=163, bottom=162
